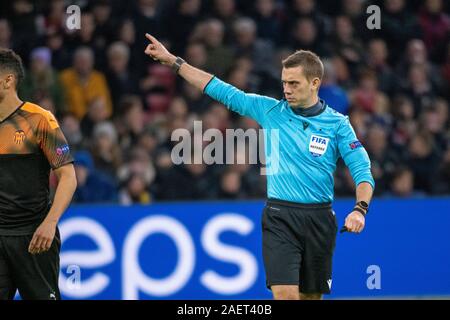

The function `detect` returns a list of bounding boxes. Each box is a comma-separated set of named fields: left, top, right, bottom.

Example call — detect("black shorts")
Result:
left=262, top=199, right=338, bottom=294
left=0, top=228, right=61, bottom=300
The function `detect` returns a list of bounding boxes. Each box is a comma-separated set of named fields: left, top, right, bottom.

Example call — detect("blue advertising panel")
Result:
left=58, top=198, right=450, bottom=299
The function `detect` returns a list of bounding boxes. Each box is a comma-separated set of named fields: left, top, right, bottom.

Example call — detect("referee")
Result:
left=144, top=34, right=374, bottom=300
left=0, top=49, right=77, bottom=300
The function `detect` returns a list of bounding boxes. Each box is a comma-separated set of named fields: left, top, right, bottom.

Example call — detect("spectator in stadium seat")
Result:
left=166, top=0, right=202, bottom=55
left=339, top=0, right=370, bottom=41
left=290, top=17, right=329, bottom=58
left=230, top=146, right=266, bottom=198
left=381, top=0, right=422, bottom=63
left=8, top=0, right=37, bottom=57
left=180, top=80, right=211, bottom=114
left=116, top=95, right=146, bottom=151
left=284, top=0, right=330, bottom=44
left=60, top=113, right=85, bottom=153
left=34, top=95, right=57, bottom=115
left=80, top=96, right=110, bottom=139
left=396, top=39, right=444, bottom=94
left=407, top=131, right=441, bottom=193
left=401, top=63, right=437, bottom=117
left=366, top=39, right=398, bottom=95
left=349, top=69, right=384, bottom=114
left=105, top=41, right=139, bottom=113
left=418, top=0, right=450, bottom=60
left=333, top=163, right=356, bottom=197
left=184, top=41, right=208, bottom=70
left=331, top=15, right=364, bottom=73
left=0, top=18, right=12, bottom=49
left=365, top=124, right=400, bottom=195
left=211, top=0, right=240, bottom=44
left=442, top=43, right=450, bottom=95
left=252, top=0, right=282, bottom=44
left=390, top=95, right=418, bottom=149
left=155, top=160, right=216, bottom=200
left=434, top=149, right=450, bottom=194
left=226, top=65, right=252, bottom=92
left=90, top=121, right=122, bottom=179
left=45, top=30, right=71, bottom=70
left=331, top=55, right=354, bottom=89
left=419, top=102, right=448, bottom=153
left=60, top=46, right=113, bottom=120
left=347, top=107, right=369, bottom=141
left=116, top=18, right=143, bottom=76
left=117, top=146, right=155, bottom=188
left=132, top=0, right=166, bottom=51
left=67, top=11, right=105, bottom=67
left=232, top=17, right=275, bottom=75
left=137, top=126, right=160, bottom=158
left=73, top=151, right=118, bottom=203
left=386, top=167, right=424, bottom=198
left=19, top=47, right=66, bottom=116
left=119, top=172, right=152, bottom=205
left=44, top=0, right=66, bottom=35
left=196, top=19, right=234, bottom=78
left=318, top=58, right=349, bottom=115
left=91, top=0, right=116, bottom=50
left=217, top=169, right=246, bottom=199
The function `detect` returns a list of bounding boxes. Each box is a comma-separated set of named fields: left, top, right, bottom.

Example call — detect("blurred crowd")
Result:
left=1, top=0, right=449, bottom=204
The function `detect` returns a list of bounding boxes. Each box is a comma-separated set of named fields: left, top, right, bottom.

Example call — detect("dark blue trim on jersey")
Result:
left=290, top=99, right=325, bottom=117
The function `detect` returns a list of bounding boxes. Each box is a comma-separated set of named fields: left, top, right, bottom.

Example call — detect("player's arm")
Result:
left=337, top=117, right=375, bottom=233
left=144, top=33, right=278, bottom=124
left=29, top=111, right=77, bottom=254
left=29, top=164, right=77, bottom=255
left=43, top=163, right=77, bottom=226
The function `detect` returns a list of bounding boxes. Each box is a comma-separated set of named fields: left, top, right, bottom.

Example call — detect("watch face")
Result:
left=359, top=201, right=368, bottom=208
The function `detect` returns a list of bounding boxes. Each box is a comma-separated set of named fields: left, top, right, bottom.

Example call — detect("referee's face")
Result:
left=281, top=66, right=319, bottom=108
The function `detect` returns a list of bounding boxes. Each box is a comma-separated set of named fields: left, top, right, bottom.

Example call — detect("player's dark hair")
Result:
left=0, top=48, right=25, bottom=89
left=282, top=50, right=324, bottom=81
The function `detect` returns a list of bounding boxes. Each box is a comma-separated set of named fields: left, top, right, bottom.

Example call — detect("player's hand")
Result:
left=144, top=33, right=176, bottom=66
left=344, top=211, right=365, bottom=233
left=28, top=220, right=57, bottom=255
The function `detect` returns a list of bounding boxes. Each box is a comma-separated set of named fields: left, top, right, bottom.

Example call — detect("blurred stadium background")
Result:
left=1, top=0, right=449, bottom=299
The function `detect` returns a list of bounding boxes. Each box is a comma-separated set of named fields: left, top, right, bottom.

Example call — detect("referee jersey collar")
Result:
left=289, top=99, right=326, bottom=117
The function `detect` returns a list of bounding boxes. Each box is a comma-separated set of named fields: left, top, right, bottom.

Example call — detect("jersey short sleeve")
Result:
left=35, top=110, right=74, bottom=169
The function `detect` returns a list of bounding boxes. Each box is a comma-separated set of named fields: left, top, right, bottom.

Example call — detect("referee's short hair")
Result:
left=282, top=50, right=324, bottom=81
left=0, top=48, right=25, bottom=89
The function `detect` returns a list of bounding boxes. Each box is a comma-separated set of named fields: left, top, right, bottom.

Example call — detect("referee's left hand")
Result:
left=344, top=211, right=365, bottom=233
left=28, top=220, right=56, bottom=255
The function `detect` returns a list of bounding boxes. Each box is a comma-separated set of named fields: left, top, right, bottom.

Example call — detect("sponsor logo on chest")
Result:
left=309, top=135, right=329, bottom=157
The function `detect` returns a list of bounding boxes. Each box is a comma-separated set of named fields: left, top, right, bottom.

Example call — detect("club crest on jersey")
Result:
left=309, top=135, right=329, bottom=157
left=14, top=130, right=26, bottom=144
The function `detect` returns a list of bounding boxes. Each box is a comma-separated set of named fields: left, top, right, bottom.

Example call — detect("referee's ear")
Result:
left=311, top=77, right=321, bottom=91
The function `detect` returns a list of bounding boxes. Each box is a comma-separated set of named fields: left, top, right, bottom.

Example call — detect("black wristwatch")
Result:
left=171, top=56, right=185, bottom=74
left=354, top=201, right=369, bottom=216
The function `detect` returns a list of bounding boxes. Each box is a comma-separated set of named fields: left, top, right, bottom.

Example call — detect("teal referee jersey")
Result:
left=204, top=77, right=375, bottom=203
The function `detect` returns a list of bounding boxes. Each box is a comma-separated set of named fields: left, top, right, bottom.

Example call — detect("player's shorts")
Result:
left=262, top=198, right=338, bottom=294
left=0, top=228, right=61, bottom=300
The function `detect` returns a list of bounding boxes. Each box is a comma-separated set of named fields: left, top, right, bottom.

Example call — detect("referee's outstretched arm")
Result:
left=144, top=34, right=279, bottom=125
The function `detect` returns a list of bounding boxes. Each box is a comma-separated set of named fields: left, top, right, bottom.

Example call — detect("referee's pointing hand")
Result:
left=344, top=211, right=365, bottom=233
left=144, top=33, right=176, bottom=66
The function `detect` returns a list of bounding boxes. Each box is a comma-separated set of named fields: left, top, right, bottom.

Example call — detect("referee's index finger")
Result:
left=145, top=33, right=157, bottom=44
